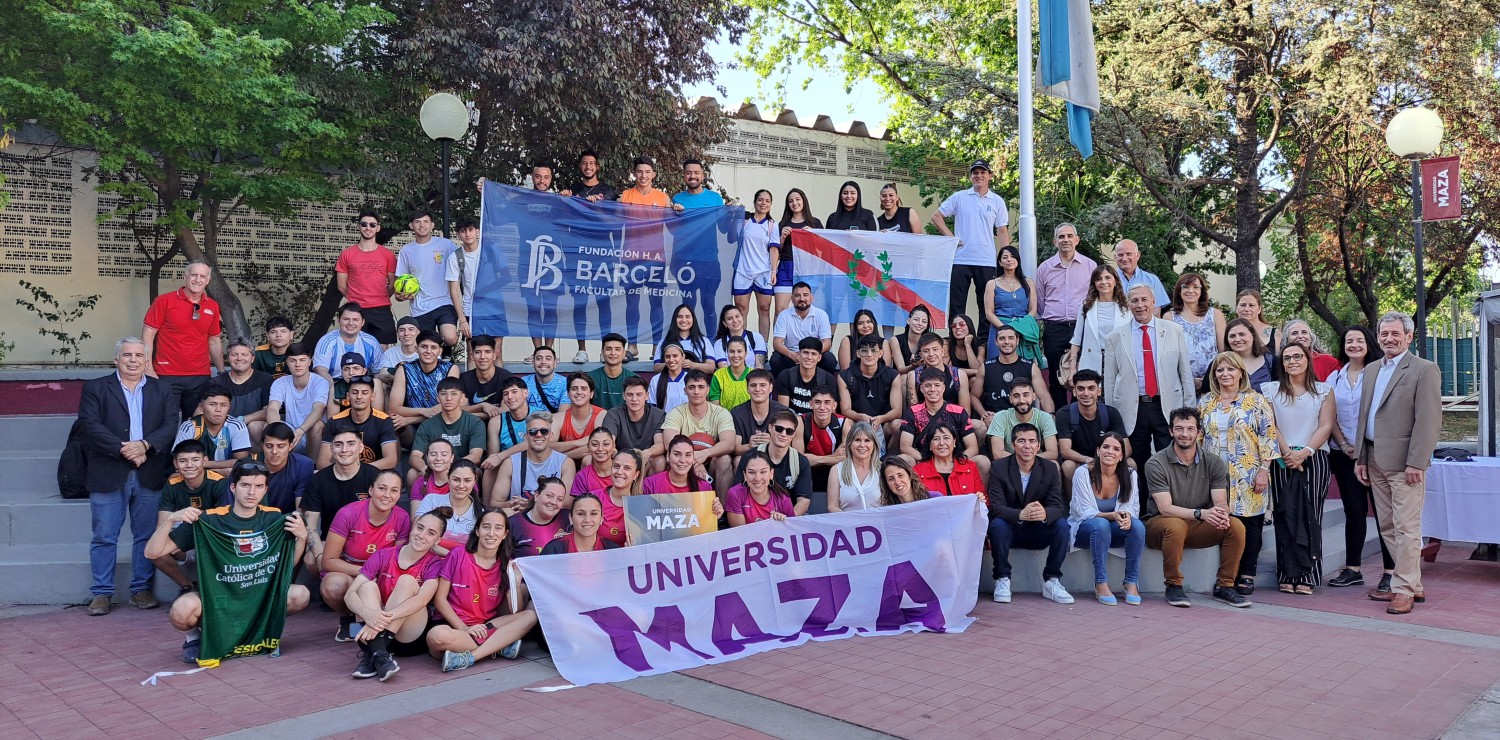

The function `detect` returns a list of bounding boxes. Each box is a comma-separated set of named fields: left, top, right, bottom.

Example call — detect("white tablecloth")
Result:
left=1423, top=457, right=1500, bottom=542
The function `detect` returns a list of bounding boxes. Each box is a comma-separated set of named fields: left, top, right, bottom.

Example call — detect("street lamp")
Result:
left=420, top=92, right=470, bottom=238
left=1385, top=106, right=1445, bottom=358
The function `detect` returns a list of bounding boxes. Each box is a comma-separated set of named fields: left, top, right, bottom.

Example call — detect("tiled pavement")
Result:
left=3, top=554, right=1499, bottom=740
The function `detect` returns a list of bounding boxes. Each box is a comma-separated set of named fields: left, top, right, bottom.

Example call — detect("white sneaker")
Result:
left=992, top=577, right=1012, bottom=603
left=572, top=351, right=589, bottom=364
left=1042, top=578, right=1075, bottom=604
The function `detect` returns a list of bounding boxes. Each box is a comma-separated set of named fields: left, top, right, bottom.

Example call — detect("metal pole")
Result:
left=1412, top=159, right=1426, bottom=358
left=441, top=138, right=452, bottom=238
left=1017, top=0, right=1037, bottom=277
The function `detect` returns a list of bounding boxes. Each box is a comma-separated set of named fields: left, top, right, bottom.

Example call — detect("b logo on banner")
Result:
left=524, top=235, right=564, bottom=292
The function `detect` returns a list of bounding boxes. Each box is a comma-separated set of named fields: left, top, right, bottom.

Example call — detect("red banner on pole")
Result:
left=1421, top=156, right=1461, bottom=222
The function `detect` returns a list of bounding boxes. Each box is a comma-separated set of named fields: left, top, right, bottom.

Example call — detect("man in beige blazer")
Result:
left=1355, top=311, right=1441, bottom=615
left=1102, top=285, right=1195, bottom=470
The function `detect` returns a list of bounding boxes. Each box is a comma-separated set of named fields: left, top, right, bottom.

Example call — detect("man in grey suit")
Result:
left=77, top=337, right=178, bottom=615
left=1103, top=285, right=1196, bottom=470
left=1355, top=311, right=1440, bottom=615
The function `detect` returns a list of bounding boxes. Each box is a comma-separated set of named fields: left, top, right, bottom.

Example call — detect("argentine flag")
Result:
left=1038, top=0, right=1100, bottom=159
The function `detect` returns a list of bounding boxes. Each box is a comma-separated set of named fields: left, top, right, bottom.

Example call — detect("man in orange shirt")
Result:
left=618, top=156, right=671, bottom=362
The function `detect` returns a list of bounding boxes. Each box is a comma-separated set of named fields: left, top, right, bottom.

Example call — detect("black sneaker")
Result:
left=351, top=650, right=377, bottom=679
left=181, top=638, right=200, bottom=664
left=1165, top=584, right=1191, bottom=608
left=374, top=652, right=400, bottom=682
left=1213, top=586, right=1251, bottom=608
left=1376, top=573, right=1393, bottom=594
left=335, top=616, right=355, bottom=643
left=1328, top=569, right=1364, bottom=588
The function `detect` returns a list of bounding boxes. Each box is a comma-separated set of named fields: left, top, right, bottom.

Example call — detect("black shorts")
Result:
left=390, top=622, right=435, bottom=657
left=361, top=305, right=397, bottom=345
left=413, top=305, right=458, bottom=333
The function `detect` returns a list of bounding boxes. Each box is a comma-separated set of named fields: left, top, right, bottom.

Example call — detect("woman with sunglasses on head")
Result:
left=553, top=373, right=606, bottom=463
left=509, top=476, right=572, bottom=557
left=426, top=508, right=537, bottom=672
left=826, top=422, right=882, bottom=512
left=415, top=459, right=480, bottom=555
left=570, top=427, right=617, bottom=496
left=1261, top=340, right=1335, bottom=594
left=725, top=450, right=795, bottom=525
left=1067, top=433, right=1142, bottom=605
left=541, top=493, right=618, bottom=554
left=879, top=456, right=935, bottom=506
left=345, top=506, right=452, bottom=681
left=776, top=189, right=822, bottom=316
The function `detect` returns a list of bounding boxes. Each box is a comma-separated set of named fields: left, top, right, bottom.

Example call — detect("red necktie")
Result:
left=1141, top=326, right=1159, bottom=397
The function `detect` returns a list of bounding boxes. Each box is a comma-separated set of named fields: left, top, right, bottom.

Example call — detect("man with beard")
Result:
left=985, top=380, right=1058, bottom=461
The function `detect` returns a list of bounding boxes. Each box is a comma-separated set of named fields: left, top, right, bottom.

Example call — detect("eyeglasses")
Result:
left=772, top=425, right=796, bottom=435
left=526, top=428, right=550, bottom=437
left=358, top=221, right=379, bottom=228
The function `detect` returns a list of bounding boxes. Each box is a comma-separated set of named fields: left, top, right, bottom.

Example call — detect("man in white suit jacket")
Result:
left=1102, top=285, right=1195, bottom=469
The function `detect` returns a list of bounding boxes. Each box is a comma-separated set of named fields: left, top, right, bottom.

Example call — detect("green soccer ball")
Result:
left=394, top=274, right=420, bottom=295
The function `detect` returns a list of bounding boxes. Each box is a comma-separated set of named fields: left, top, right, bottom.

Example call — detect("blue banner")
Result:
left=473, top=182, right=743, bottom=344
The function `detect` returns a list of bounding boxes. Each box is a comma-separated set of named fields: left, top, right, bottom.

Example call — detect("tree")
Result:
left=0, top=0, right=391, bottom=341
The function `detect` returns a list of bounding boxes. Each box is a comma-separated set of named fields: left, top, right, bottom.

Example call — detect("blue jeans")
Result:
left=90, top=471, right=160, bottom=596
left=987, top=517, right=1070, bottom=581
left=1073, top=517, right=1145, bottom=585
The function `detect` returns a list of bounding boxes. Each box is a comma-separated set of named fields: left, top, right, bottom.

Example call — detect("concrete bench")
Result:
left=979, top=546, right=1227, bottom=596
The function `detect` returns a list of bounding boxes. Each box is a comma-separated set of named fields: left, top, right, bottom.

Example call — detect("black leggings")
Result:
left=1328, top=449, right=1394, bottom=570
left=1234, top=514, right=1265, bottom=578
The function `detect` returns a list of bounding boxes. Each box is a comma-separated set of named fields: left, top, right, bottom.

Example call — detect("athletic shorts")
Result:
left=413, top=305, right=459, bottom=333
left=361, top=305, right=397, bottom=345
left=390, top=622, right=435, bottom=657
left=773, top=260, right=795, bottom=293
left=732, top=271, right=774, bottom=296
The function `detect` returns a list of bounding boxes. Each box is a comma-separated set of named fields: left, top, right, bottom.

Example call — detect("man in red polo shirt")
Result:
left=144, top=261, right=225, bottom=418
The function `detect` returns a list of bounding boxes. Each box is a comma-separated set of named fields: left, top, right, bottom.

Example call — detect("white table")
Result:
left=1423, top=457, right=1500, bottom=543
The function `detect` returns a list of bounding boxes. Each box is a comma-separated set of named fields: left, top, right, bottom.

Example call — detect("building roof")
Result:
left=689, top=96, right=889, bottom=141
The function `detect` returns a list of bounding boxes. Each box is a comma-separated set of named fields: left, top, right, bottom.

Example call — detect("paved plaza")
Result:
left=2, top=548, right=1498, bottom=740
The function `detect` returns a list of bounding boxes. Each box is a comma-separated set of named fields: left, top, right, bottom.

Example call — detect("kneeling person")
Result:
left=152, top=440, right=230, bottom=595
left=144, top=459, right=311, bottom=664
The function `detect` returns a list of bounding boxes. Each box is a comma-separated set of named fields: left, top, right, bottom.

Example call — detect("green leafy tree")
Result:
left=0, top=0, right=392, bottom=341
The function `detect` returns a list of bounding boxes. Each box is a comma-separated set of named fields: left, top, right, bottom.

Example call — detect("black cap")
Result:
left=396, top=316, right=419, bottom=330
left=797, top=336, right=824, bottom=352
left=340, top=352, right=366, bottom=369
left=969, top=159, right=991, bottom=173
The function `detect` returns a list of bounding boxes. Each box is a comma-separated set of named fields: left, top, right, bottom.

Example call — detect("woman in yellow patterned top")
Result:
left=1198, top=352, right=1281, bottom=596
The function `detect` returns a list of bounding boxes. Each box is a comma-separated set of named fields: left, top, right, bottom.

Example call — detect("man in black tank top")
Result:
left=977, top=325, right=1053, bottom=427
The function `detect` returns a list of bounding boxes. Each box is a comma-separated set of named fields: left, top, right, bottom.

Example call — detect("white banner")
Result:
left=516, top=495, right=987, bottom=686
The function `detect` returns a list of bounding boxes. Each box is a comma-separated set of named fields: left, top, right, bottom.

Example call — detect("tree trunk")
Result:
left=303, top=274, right=343, bottom=345
left=173, top=227, right=253, bottom=342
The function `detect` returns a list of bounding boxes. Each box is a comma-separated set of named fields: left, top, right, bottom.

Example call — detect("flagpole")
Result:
left=1017, top=0, right=1038, bottom=277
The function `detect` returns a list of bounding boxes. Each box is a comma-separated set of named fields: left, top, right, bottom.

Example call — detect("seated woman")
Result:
left=880, top=456, right=934, bottom=506
left=570, top=427, right=617, bottom=496
left=323, top=470, right=411, bottom=643
left=643, top=435, right=710, bottom=493
left=648, top=343, right=692, bottom=414
left=912, top=421, right=986, bottom=501
left=725, top=450, right=794, bottom=525
left=553, top=373, right=607, bottom=462
left=600, top=449, right=645, bottom=546
left=836, top=309, right=887, bottom=370
left=426, top=508, right=538, bottom=672
left=1067, top=433, right=1143, bottom=606
left=344, top=507, right=452, bottom=681
left=947, top=314, right=985, bottom=382
left=408, top=438, right=453, bottom=516
left=826, top=421, right=882, bottom=512
left=542, top=494, right=620, bottom=554
left=415, top=459, right=480, bottom=555
left=509, top=476, right=572, bottom=557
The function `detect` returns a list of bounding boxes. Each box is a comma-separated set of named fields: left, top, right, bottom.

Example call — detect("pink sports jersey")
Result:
left=439, top=548, right=505, bottom=627
left=409, top=475, right=450, bottom=503
left=725, top=484, right=794, bottom=524
left=358, top=547, right=444, bottom=602
left=571, top=464, right=611, bottom=496
left=641, top=471, right=696, bottom=494
left=600, top=492, right=627, bottom=546
left=330, top=500, right=411, bottom=565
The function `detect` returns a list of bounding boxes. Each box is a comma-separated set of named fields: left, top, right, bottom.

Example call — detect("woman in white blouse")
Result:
left=1060, top=265, right=1127, bottom=385
left=1261, top=340, right=1336, bottom=594
left=1067, top=433, right=1142, bottom=605
left=826, top=422, right=882, bottom=512
left=1323, top=325, right=1394, bottom=589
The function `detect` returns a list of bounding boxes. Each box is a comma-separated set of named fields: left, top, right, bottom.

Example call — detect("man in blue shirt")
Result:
left=670, top=158, right=727, bottom=323
left=1112, top=239, right=1170, bottom=311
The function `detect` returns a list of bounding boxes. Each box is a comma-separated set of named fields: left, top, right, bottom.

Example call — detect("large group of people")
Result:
left=75, top=159, right=1443, bottom=680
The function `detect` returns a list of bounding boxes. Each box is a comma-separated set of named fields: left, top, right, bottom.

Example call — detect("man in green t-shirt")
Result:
left=587, top=333, right=638, bottom=410
left=146, top=459, right=310, bottom=663
left=986, top=380, right=1059, bottom=461
left=152, top=440, right=231, bottom=594
left=408, top=377, right=486, bottom=484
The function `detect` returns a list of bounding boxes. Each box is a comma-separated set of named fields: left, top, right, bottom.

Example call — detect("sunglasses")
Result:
left=236, top=460, right=270, bottom=474
left=526, top=428, right=550, bottom=437
left=772, top=425, right=796, bottom=435
left=358, top=221, right=379, bottom=228
left=191, top=303, right=201, bottom=320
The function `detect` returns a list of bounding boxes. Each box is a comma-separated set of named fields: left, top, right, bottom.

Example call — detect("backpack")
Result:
left=57, top=418, right=90, bottom=499
left=1068, top=402, right=1110, bottom=436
